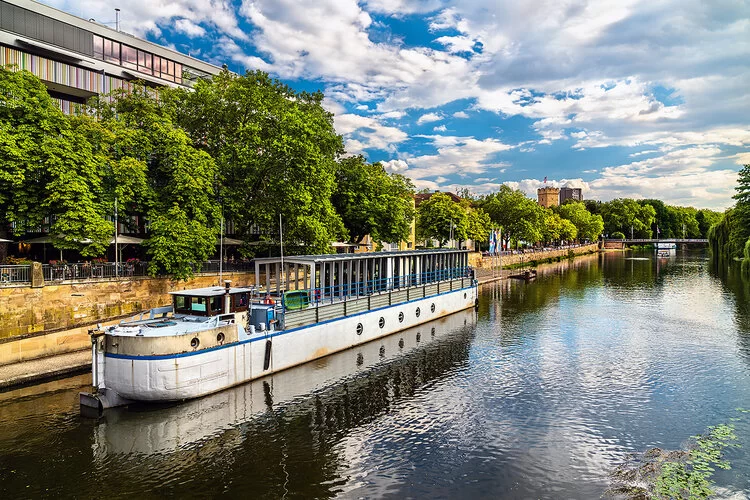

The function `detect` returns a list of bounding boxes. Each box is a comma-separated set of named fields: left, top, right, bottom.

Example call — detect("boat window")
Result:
left=174, top=295, right=187, bottom=311
left=191, top=297, right=207, bottom=313
left=210, top=295, right=223, bottom=315
left=233, top=293, right=249, bottom=311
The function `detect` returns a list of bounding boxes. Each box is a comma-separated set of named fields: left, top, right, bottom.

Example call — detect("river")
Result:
left=1, top=250, right=749, bottom=498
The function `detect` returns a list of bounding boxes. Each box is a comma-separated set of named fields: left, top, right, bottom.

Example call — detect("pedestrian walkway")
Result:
left=475, top=268, right=512, bottom=285
left=0, top=349, right=89, bottom=390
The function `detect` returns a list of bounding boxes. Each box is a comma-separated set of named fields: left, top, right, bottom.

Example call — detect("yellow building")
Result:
left=537, top=187, right=560, bottom=208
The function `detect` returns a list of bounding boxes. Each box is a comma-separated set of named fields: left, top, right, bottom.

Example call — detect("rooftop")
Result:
left=254, top=248, right=468, bottom=265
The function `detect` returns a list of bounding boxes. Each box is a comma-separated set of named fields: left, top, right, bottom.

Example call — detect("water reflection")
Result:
left=1, top=251, right=750, bottom=498
left=0, top=310, right=475, bottom=498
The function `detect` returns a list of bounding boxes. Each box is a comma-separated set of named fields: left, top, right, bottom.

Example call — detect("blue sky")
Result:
left=47, top=0, right=750, bottom=209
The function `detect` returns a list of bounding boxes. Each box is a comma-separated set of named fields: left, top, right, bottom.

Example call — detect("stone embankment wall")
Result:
left=468, top=243, right=600, bottom=269
left=0, top=272, right=257, bottom=366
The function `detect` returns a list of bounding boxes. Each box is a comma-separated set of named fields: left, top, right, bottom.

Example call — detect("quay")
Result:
left=0, top=244, right=599, bottom=390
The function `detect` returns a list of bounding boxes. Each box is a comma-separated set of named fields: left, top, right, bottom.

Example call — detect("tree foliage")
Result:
left=478, top=185, right=545, bottom=247
left=332, top=155, right=414, bottom=245
left=169, top=70, right=345, bottom=254
left=0, top=67, right=112, bottom=256
left=416, top=193, right=464, bottom=247
left=600, top=198, right=656, bottom=238
left=557, top=201, right=603, bottom=242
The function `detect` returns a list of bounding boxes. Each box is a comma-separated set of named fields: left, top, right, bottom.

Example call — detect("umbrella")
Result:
left=219, top=237, right=244, bottom=246
left=111, top=235, right=144, bottom=245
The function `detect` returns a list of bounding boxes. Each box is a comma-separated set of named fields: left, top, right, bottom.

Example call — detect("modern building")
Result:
left=0, top=0, right=223, bottom=113
left=537, top=186, right=560, bottom=208
left=559, top=187, right=583, bottom=204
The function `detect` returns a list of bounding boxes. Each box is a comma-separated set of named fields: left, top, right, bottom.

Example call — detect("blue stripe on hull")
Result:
left=105, top=285, right=476, bottom=361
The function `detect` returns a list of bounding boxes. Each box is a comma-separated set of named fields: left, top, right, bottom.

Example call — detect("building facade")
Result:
left=559, top=187, right=583, bottom=204
left=537, top=187, right=560, bottom=208
left=0, top=0, right=222, bottom=112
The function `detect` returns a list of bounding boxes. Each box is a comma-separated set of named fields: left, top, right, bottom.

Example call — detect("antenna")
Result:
left=115, top=8, right=120, bottom=31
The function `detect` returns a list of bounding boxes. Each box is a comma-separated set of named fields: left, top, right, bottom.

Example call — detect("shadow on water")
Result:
left=0, top=310, right=476, bottom=498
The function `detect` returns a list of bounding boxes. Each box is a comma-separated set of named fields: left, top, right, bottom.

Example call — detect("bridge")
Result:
left=605, top=238, right=708, bottom=244
left=603, top=238, right=707, bottom=249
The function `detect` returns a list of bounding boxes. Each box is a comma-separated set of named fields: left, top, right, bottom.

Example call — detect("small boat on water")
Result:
left=80, top=249, right=478, bottom=412
left=509, top=269, right=537, bottom=281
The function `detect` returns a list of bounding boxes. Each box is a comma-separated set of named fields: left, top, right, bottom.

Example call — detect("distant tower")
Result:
left=537, top=186, right=560, bottom=208
left=559, top=187, right=583, bottom=204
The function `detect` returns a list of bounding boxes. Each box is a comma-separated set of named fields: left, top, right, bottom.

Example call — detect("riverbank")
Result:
left=0, top=246, right=599, bottom=390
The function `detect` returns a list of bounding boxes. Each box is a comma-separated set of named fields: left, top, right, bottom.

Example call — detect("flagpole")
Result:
left=279, top=213, right=284, bottom=291
left=114, top=197, right=118, bottom=278
left=219, top=214, right=224, bottom=283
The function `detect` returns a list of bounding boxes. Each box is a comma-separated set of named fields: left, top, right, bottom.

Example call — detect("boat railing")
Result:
left=282, top=267, right=474, bottom=330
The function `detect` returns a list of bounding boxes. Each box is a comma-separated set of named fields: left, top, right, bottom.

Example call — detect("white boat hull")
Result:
left=95, top=285, right=477, bottom=405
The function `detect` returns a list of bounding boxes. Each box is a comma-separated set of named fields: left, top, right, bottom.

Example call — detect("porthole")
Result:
left=398, top=338, right=404, bottom=349
left=216, top=332, right=225, bottom=344
left=379, top=317, right=385, bottom=328
left=415, top=307, right=421, bottom=317
left=398, top=312, right=404, bottom=323
left=431, top=303, right=436, bottom=313
left=356, top=323, right=363, bottom=335
left=190, top=337, right=200, bottom=348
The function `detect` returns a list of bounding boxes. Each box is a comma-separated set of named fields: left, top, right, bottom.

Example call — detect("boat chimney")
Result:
left=115, top=8, right=120, bottom=31
left=224, top=280, right=232, bottom=314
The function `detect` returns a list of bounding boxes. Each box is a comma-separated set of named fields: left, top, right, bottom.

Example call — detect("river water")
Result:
left=1, top=251, right=749, bottom=498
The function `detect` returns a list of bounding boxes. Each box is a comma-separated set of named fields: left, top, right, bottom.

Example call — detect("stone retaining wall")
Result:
left=468, top=243, right=600, bottom=269
left=0, top=272, right=258, bottom=365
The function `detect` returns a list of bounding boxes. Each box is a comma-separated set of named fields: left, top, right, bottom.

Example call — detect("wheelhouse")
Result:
left=170, top=286, right=253, bottom=317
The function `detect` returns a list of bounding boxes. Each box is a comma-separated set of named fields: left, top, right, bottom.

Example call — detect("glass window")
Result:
left=93, top=35, right=103, bottom=59
left=160, top=57, right=169, bottom=74
left=174, top=63, right=182, bottom=84
left=138, top=50, right=153, bottom=74
left=104, top=39, right=120, bottom=64
left=122, top=45, right=137, bottom=69
left=174, top=295, right=187, bottom=310
left=210, top=296, right=223, bottom=314
left=191, top=297, right=206, bottom=313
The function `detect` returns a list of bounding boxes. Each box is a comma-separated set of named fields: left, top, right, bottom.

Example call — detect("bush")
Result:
left=611, top=231, right=626, bottom=239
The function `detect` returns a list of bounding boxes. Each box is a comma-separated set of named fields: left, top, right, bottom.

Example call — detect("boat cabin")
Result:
left=170, top=286, right=253, bottom=317
left=253, top=249, right=470, bottom=302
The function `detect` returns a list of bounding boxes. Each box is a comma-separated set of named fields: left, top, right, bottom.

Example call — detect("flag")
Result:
left=543, top=176, right=547, bottom=184
left=488, top=230, right=495, bottom=254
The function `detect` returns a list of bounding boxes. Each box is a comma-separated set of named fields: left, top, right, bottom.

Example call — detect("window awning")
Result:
left=122, top=69, right=179, bottom=88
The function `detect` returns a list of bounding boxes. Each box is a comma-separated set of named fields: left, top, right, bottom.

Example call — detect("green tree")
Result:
left=169, top=70, right=345, bottom=253
left=601, top=198, right=655, bottom=238
left=479, top=185, right=545, bottom=248
left=416, top=193, right=464, bottom=246
left=332, top=155, right=415, bottom=245
left=0, top=67, right=112, bottom=257
left=696, top=209, right=722, bottom=239
left=89, top=84, right=220, bottom=279
left=558, top=201, right=603, bottom=242
left=456, top=201, right=492, bottom=247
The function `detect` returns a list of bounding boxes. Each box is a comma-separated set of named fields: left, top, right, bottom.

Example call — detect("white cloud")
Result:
left=452, top=111, right=469, bottom=119
left=381, top=159, right=409, bottom=173
left=433, top=124, right=447, bottom=132
left=416, top=112, right=443, bottom=125
left=47, top=0, right=248, bottom=40
left=335, top=113, right=408, bottom=152
left=174, top=18, right=206, bottom=37
left=403, top=135, right=513, bottom=181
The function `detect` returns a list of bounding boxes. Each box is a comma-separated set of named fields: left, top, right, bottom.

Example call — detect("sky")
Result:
left=45, top=0, right=750, bottom=210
